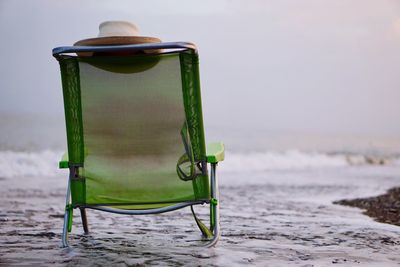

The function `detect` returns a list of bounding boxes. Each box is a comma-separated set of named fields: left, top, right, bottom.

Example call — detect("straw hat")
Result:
left=74, top=21, right=161, bottom=55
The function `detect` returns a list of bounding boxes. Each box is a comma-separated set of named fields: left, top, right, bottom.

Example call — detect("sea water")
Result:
left=1, top=116, right=400, bottom=266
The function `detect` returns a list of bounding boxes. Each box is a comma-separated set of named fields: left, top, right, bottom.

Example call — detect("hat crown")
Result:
left=98, top=21, right=140, bottom=37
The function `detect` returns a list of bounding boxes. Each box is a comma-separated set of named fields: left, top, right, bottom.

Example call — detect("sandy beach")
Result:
left=1, top=151, right=400, bottom=266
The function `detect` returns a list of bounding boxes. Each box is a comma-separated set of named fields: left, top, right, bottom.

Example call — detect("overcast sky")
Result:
left=0, top=0, right=400, bottom=139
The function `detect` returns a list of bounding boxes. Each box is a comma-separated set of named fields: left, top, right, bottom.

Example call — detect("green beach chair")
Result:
left=53, top=42, right=224, bottom=247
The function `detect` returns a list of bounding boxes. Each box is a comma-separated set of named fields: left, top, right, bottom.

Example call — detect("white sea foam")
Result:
left=0, top=149, right=398, bottom=178
left=0, top=150, right=63, bottom=178
left=220, top=150, right=400, bottom=173
left=221, top=150, right=347, bottom=173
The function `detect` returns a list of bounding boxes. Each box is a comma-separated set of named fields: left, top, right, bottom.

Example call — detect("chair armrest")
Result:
left=59, top=151, right=69, bottom=169
left=206, top=142, right=225, bottom=164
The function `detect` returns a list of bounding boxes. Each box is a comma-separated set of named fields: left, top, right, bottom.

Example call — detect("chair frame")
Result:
left=53, top=42, right=223, bottom=248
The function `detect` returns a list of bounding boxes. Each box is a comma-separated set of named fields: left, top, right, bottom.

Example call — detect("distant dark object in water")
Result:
left=334, top=187, right=400, bottom=226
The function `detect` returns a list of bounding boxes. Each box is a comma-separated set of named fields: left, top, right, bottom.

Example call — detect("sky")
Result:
left=0, top=0, right=400, bottom=150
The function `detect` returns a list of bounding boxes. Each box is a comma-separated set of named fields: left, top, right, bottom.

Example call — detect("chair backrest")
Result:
left=57, top=48, right=210, bottom=208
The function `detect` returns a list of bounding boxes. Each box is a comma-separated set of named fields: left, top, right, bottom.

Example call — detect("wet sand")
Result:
left=1, top=165, right=400, bottom=266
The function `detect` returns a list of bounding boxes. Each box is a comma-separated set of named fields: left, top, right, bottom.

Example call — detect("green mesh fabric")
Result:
left=59, top=58, right=86, bottom=205
left=58, top=51, right=210, bottom=208
left=59, top=58, right=84, bottom=164
left=179, top=52, right=209, bottom=197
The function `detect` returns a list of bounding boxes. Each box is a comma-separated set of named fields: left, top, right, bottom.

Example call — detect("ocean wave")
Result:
left=221, top=150, right=400, bottom=173
left=0, top=150, right=63, bottom=178
left=0, top=150, right=398, bottom=178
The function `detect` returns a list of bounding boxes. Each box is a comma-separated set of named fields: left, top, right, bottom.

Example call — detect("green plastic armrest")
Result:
left=59, top=151, right=69, bottom=169
left=206, top=142, right=225, bottom=164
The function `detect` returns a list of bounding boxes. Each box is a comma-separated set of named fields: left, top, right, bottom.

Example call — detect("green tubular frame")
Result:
left=54, top=42, right=224, bottom=248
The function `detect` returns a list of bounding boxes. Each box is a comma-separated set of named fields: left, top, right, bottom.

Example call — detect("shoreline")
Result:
left=334, top=187, right=400, bottom=227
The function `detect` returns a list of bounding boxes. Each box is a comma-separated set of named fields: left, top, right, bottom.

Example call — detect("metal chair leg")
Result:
left=190, top=162, right=220, bottom=247
left=62, top=209, right=70, bottom=247
left=205, top=163, right=220, bottom=247
left=80, top=208, right=89, bottom=234
left=62, top=179, right=71, bottom=247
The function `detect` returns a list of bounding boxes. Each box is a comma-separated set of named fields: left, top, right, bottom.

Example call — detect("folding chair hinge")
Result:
left=210, top=198, right=218, bottom=205
left=69, top=164, right=83, bottom=181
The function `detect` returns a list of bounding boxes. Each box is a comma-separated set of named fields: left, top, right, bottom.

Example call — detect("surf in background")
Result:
left=1, top=112, right=399, bottom=179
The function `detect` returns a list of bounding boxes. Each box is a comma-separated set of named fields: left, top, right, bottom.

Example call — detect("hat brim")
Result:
left=74, top=36, right=162, bottom=56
